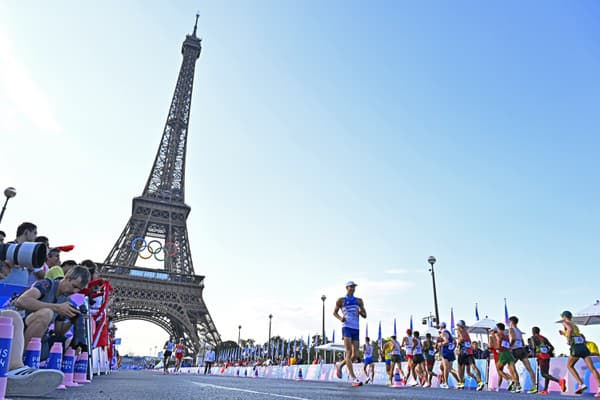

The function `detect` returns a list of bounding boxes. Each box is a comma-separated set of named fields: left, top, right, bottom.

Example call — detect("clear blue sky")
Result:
left=1, top=1, right=599, bottom=356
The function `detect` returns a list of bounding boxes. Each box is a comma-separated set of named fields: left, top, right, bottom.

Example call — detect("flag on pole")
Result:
left=286, top=340, right=290, bottom=356
left=366, top=322, right=369, bottom=338
left=504, top=298, right=509, bottom=325
left=299, top=339, right=303, bottom=355
left=475, top=303, right=480, bottom=321
left=450, top=307, right=455, bottom=335
left=377, top=321, right=382, bottom=348
left=410, top=315, right=413, bottom=332
left=332, top=329, right=335, bottom=343
left=394, top=318, right=397, bottom=337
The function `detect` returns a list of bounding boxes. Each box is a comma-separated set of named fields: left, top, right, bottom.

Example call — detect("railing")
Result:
left=98, top=263, right=204, bottom=286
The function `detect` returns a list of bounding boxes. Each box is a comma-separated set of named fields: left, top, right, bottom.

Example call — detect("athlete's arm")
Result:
left=508, top=327, right=516, bottom=346
left=357, top=298, right=367, bottom=318
left=333, top=297, right=345, bottom=322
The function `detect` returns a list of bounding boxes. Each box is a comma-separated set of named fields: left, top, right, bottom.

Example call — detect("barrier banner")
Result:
left=203, top=357, right=600, bottom=395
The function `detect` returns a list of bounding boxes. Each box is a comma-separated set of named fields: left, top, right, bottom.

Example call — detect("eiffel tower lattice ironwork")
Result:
left=99, top=15, right=220, bottom=353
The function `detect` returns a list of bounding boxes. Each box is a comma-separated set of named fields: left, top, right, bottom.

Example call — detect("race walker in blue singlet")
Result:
left=333, top=281, right=367, bottom=387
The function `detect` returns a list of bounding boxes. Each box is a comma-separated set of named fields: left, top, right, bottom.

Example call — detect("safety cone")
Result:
left=236, top=368, right=240, bottom=376
left=254, top=368, right=259, bottom=378
left=244, top=369, right=248, bottom=377
left=392, top=367, right=402, bottom=388
left=296, top=367, right=303, bottom=381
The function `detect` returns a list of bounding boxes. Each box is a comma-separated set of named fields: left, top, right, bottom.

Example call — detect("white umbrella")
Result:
left=467, top=318, right=498, bottom=334
left=572, top=300, right=600, bottom=325
left=422, top=327, right=440, bottom=338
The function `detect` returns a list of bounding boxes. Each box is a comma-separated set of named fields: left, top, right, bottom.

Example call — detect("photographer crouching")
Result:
left=16, top=265, right=90, bottom=349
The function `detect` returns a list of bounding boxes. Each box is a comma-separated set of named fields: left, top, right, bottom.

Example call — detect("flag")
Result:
left=332, top=329, right=335, bottom=343
left=307, top=335, right=310, bottom=349
left=377, top=321, right=382, bottom=348
left=475, top=303, right=480, bottom=321
left=504, top=298, right=509, bottom=325
left=450, top=307, right=455, bottom=335
left=299, top=339, right=303, bottom=355
left=410, top=315, right=413, bottom=332
left=366, top=322, right=369, bottom=338
left=286, top=340, right=290, bottom=356
left=394, top=318, right=397, bottom=337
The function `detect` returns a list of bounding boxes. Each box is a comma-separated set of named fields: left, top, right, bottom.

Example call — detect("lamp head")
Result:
left=4, top=187, right=16, bottom=199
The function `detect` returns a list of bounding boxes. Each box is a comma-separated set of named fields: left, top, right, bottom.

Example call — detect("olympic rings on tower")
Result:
left=131, top=237, right=179, bottom=261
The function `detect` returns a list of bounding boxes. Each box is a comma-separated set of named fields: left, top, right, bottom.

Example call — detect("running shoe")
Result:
left=594, top=391, right=600, bottom=398
left=538, top=390, right=548, bottom=395
left=457, top=382, right=465, bottom=390
left=559, top=379, right=566, bottom=393
left=440, top=383, right=449, bottom=389
left=514, top=385, right=523, bottom=393
left=423, top=382, right=430, bottom=388
left=529, top=384, right=538, bottom=394
left=477, top=381, right=485, bottom=391
left=365, top=377, right=371, bottom=384
left=507, top=381, right=515, bottom=391
left=335, top=363, right=342, bottom=379
left=575, top=384, right=587, bottom=395
left=410, top=381, right=419, bottom=387
left=352, top=379, right=363, bottom=387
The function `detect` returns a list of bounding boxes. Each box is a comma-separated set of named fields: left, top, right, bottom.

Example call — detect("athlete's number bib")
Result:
left=514, top=339, right=523, bottom=347
left=501, top=340, right=510, bottom=349
left=447, top=343, right=455, bottom=351
left=573, top=336, right=584, bottom=345
left=540, top=346, right=549, bottom=354
left=464, top=341, right=471, bottom=348
left=428, top=350, right=435, bottom=356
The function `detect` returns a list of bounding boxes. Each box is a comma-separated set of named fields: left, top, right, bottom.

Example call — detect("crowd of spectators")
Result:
left=0, top=221, right=114, bottom=397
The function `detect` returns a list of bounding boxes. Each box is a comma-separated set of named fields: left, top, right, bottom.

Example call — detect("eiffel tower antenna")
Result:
left=100, top=17, right=220, bottom=352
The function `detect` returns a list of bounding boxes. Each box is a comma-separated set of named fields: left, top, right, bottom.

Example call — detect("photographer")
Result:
left=15, top=265, right=90, bottom=347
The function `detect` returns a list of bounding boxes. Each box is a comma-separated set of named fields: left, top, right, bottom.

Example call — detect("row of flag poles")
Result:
left=216, top=300, right=511, bottom=362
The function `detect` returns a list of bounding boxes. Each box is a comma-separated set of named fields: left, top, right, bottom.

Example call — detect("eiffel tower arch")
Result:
left=99, top=16, right=220, bottom=354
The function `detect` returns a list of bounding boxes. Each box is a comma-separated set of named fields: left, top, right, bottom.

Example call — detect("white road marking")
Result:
left=191, top=381, right=314, bottom=400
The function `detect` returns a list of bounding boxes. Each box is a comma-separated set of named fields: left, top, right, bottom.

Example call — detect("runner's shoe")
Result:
left=507, top=381, right=515, bottom=391
left=559, top=379, right=566, bottom=393
left=514, top=385, right=523, bottom=393
left=440, top=383, right=449, bottom=389
left=352, top=378, right=363, bottom=387
left=335, top=363, right=342, bottom=379
left=538, top=390, right=548, bottom=395
left=365, top=377, right=371, bottom=384
left=575, top=384, right=587, bottom=395
left=457, top=382, right=465, bottom=389
left=529, top=384, right=538, bottom=394
left=594, top=391, right=600, bottom=398
left=477, top=381, right=485, bottom=391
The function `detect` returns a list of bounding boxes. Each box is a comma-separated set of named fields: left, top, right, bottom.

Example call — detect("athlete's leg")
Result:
left=567, top=357, right=583, bottom=385
left=582, top=356, right=600, bottom=387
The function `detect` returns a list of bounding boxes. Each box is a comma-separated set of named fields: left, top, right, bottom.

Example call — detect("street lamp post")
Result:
left=427, top=256, right=440, bottom=329
left=321, top=295, right=326, bottom=362
left=237, top=325, right=242, bottom=347
left=268, top=314, right=272, bottom=359
left=0, top=187, right=17, bottom=225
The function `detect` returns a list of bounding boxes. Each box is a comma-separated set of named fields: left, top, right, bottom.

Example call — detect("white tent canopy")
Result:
left=314, top=343, right=346, bottom=352
left=467, top=318, right=498, bottom=334
left=572, top=300, right=600, bottom=325
left=422, top=327, right=440, bottom=338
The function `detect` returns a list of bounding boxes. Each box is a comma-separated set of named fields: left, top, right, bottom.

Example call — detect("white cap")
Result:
left=345, top=281, right=357, bottom=287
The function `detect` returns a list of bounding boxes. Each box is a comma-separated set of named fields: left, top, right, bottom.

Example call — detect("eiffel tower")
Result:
left=99, top=15, right=221, bottom=354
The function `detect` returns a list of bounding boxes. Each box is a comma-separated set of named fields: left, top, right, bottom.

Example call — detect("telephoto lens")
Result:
left=0, top=242, right=47, bottom=269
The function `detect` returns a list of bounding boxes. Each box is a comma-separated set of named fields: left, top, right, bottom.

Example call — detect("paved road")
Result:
left=12, top=370, right=571, bottom=400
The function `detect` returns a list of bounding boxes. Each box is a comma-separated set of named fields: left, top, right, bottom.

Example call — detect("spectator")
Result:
left=1, top=222, right=38, bottom=286
left=80, top=259, right=98, bottom=280
left=472, top=341, right=486, bottom=359
left=203, top=347, right=215, bottom=374
left=15, top=265, right=90, bottom=346
left=0, top=230, right=5, bottom=243
left=31, top=247, right=61, bottom=285
left=61, top=259, right=77, bottom=275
